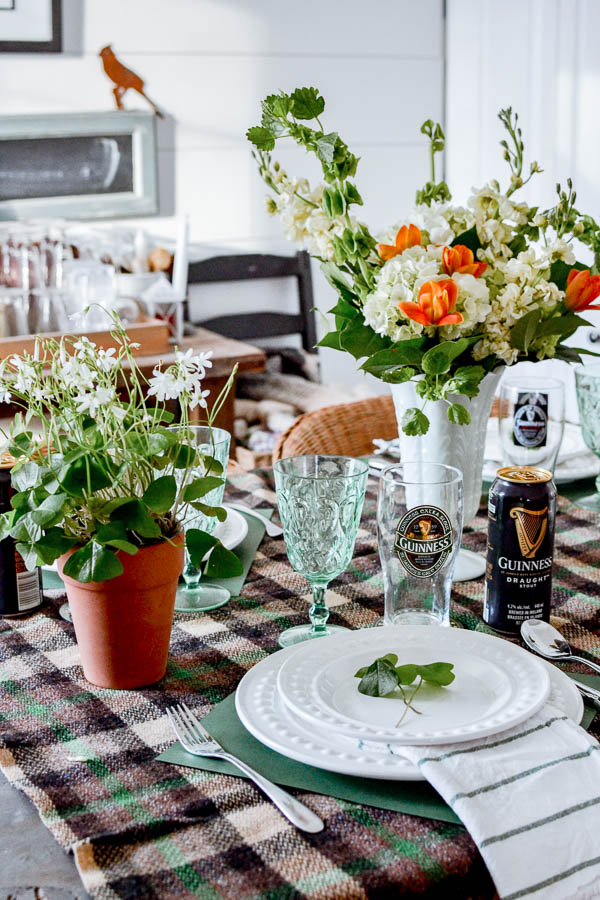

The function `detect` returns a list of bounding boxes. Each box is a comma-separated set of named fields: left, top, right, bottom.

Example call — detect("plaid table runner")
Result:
left=0, top=469, right=598, bottom=900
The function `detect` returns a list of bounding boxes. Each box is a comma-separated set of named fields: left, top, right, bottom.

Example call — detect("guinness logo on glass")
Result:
left=513, top=391, right=548, bottom=448
left=394, top=505, right=453, bottom=578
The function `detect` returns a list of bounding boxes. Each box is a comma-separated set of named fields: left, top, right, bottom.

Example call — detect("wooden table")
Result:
left=126, top=326, right=266, bottom=435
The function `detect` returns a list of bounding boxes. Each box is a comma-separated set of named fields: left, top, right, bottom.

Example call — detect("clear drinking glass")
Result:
left=575, top=365, right=600, bottom=510
left=172, top=426, right=231, bottom=611
left=499, top=376, right=565, bottom=473
left=378, top=462, right=464, bottom=627
left=274, top=455, right=368, bottom=648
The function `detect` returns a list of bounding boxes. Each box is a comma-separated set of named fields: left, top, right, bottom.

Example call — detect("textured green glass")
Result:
left=575, top=366, right=600, bottom=511
left=274, top=455, right=368, bottom=647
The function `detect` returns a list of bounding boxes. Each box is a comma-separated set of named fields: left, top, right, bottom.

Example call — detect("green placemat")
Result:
left=41, top=508, right=273, bottom=596
left=157, top=672, right=599, bottom=826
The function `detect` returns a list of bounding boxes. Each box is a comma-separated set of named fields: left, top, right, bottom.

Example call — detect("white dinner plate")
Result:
left=235, top=642, right=582, bottom=781
left=43, top=505, right=248, bottom=573
left=277, top=626, right=550, bottom=745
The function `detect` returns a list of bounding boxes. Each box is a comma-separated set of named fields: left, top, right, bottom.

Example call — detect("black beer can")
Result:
left=483, top=465, right=556, bottom=634
left=0, top=453, right=43, bottom=617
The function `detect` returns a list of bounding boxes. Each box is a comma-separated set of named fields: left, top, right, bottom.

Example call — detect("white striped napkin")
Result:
left=399, top=703, right=600, bottom=900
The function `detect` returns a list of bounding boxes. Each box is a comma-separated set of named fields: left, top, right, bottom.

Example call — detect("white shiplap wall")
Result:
left=446, top=0, right=600, bottom=416
left=0, top=0, right=445, bottom=383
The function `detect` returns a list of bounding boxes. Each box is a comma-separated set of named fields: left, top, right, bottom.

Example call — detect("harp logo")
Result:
left=394, top=505, right=453, bottom=578
left=510, top=506, right=548, bottom=558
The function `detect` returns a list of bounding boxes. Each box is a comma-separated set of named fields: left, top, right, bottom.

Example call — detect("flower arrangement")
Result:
left=0, top=313, right=242, bottom=584
left=248, top=88, right=600, bottom=434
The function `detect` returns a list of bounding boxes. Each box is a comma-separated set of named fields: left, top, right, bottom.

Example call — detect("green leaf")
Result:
left=447, top=403, right=471, bottom=425
left=62, top=541, right=124, bottom=583
left=15, top=542, right=39, bottom=571
left=189, top=502, right=227, bottom=523
left=204, top=542, right=243, bottom=578
left=30, top=493, right=69, bottom=528
left=356, top=658, right=399, bottom=698
left=183, top=476, right=225, bottom=502
left=415, top=662, right=455, bottom=686
left=556, top=345, right=600, bottom=362
left=11, top=461, right=40, bottom=492
left=110, top=499, right=161, bottom=539
left=9, top=512, right=42, bottom=543
left=34, top=528, right=78, bottom=564
left=170, top=443, right=199, bottom=469
left=355, top=653, right=398, bottom=678
left=185, top=529, right=218, bottom=568
left=394, top=664, right=419, bottom=685
left=344, top=182, right=363, bottom=206
left=510, top=309, right=541, bottom=352
left=263, top=92, right=292, bottom=119
left=537, top=313, right=588, bottom=339
left=317, top=330, right=343, bottom=351
left=315, top=132, right=338, bottom=166
left=507, top=234, right=527, bottom=257
left=380, top=366, right=416, bottom=385
left=421, top=338, right=474, bottom=376
left=451, top=225, right=482, bottom=256
left=361, top=341, right=426, bottom=373
left=339, top=319, right=389, bottom=360
left=327, top=298, right=358, bottom=320
left=0, top=510, right=15, bottom=542
left=59, top=456, right=113, bottom=496
left=290, top=86, right=325, bottom=119
left=246, top=126, right=276, bottom=150
left=401, top=408, right=429, bottom=436
left=94, top=522, right=138, bottom=555
left=320, top=261, right=358, bottom=300
left=443, top=365, right=486, bottom=399
left=142, top=475, right=177, bottom=514
left=549, top=259, right=587, bottom=291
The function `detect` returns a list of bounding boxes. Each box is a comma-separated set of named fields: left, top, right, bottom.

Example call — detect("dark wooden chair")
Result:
left=186, top=250, right=317, bottom=353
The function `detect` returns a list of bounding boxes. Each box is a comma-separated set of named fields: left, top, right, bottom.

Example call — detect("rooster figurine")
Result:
left=99, top=45, right=164, bottom=118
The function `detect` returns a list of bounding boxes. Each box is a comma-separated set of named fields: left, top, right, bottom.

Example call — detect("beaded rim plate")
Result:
left=235, top=643, right=582, bottom=781
left=276, top=626, right=551, bottom=745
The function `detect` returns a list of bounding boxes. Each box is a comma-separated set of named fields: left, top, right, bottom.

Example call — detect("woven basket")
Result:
left=272, top=394, right=396, bottom=463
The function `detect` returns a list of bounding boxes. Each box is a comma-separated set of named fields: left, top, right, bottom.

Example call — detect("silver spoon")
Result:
left=521, top=619, right=600, bottom=676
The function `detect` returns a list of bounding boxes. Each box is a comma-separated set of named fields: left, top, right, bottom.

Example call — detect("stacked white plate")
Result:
left=235, top=626, right=583, bottom=781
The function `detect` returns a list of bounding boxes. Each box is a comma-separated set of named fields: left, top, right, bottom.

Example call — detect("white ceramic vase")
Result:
left=390, top=369, right=503, bottom=581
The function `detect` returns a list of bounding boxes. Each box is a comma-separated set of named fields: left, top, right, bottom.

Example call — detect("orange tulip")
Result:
left=399, top=279, right=464, bottom=328
left=442, top=244, right=488, bottom=278
left=565, top=268, right=600, bottom=312
left=378, top=224, right=421, bottom=261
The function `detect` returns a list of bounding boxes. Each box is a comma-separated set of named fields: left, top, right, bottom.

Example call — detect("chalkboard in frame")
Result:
left=0, top=111, right=158, bottom=220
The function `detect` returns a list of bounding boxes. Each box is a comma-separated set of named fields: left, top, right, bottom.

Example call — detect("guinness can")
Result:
left=0, top=452, right=43, bottom=617
left=483, top=465, right=556, bottom=634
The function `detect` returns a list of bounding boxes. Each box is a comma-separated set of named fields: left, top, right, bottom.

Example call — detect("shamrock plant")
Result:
left=0, top=312, right=242, bottom=584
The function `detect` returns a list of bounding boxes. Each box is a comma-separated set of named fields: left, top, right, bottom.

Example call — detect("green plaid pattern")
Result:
left=0, top=470, right=598, bottom=899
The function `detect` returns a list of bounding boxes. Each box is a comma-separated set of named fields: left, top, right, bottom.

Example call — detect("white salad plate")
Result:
left=235, top=641, right=582, bottom=782
left=42, top=505, right=249, bottom=573
left=214, top=506, right=248, bottom=551
left=276, top=626, right=551, bottom=745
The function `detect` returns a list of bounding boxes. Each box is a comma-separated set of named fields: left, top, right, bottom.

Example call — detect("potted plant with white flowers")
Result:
left=247, top=89, right=600, bottom=552
left=0, top=314, right=242, bottom=689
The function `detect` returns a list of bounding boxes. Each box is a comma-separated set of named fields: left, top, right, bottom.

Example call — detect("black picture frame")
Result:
left=0, top=0, right=62, bottom=53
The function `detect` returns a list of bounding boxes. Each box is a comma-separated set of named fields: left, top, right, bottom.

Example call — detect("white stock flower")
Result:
left=74, top=386, right=116, bottom=418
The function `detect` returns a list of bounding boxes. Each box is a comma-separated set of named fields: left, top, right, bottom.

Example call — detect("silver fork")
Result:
left=166, top=702, right=324, bottom=833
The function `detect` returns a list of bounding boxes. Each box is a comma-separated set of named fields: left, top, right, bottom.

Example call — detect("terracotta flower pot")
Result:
left=58, top=533, right=185, bottom=690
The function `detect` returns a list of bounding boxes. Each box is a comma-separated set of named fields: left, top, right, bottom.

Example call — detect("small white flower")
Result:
left=74, top=386, right=115, bottom=418
left=0, top=388, right=11, bottom=404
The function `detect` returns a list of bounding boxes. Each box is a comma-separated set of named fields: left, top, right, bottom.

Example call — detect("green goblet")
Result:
left=274, top=455, right=368, bottom=648
left=575, top=365, right=600, bottom=511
